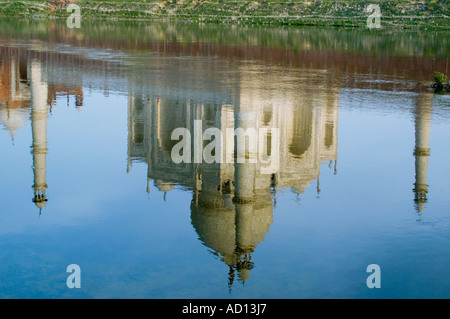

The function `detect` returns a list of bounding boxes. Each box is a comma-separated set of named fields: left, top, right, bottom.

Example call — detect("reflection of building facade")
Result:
left=0, top=55, right=30, bottom=141
left=127, top=69, right=340, bottom=288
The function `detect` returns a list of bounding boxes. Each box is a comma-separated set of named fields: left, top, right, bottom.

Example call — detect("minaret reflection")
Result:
left=413, top=93, right=433, bottom=213
left=1, top=51, right=86, bottom=214
left=30, top=60, right=49, bottom=213
left=127, top=69, right=339, bottom=289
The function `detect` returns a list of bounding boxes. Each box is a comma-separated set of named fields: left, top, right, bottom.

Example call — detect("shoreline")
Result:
left=0, top=0, right=449, bottom=30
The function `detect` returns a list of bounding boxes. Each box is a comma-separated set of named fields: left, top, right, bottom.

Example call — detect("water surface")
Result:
left=0, top=20, right=450, bottom=298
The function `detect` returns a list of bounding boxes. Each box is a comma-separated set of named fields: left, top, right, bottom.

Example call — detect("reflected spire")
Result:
left=316, top=176, right=321, bottom=199
left=228, top=266, right=235, bottom=293
left=412, top=93, right=433, bottom=213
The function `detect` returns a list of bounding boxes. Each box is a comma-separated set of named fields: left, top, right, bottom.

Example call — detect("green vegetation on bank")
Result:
left=1, top=17, right=449, bottom=58
left=0, top=0, right=449, bottom=29
left=433, top=71, right=450, bottom=91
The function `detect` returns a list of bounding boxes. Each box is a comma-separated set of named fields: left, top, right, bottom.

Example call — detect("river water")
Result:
left=0, top=19, right=449, bottom=298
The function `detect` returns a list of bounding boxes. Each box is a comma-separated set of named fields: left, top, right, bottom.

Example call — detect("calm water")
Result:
left=0, top=19, right=450, bottom=299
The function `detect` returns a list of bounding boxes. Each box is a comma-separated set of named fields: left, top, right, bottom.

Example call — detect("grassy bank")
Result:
left=0, top=0, right=449, bottom=29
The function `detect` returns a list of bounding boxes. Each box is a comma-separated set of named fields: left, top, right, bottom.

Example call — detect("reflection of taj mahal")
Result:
left=126, top=67, right=340, bottom=288
left=126, top=65, right=437, bottom=286
left=0, top=50, right=437, bottom=286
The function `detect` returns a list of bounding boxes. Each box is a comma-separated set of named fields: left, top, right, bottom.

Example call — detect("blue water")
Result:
left=0, top=21, right=450, bottom=298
